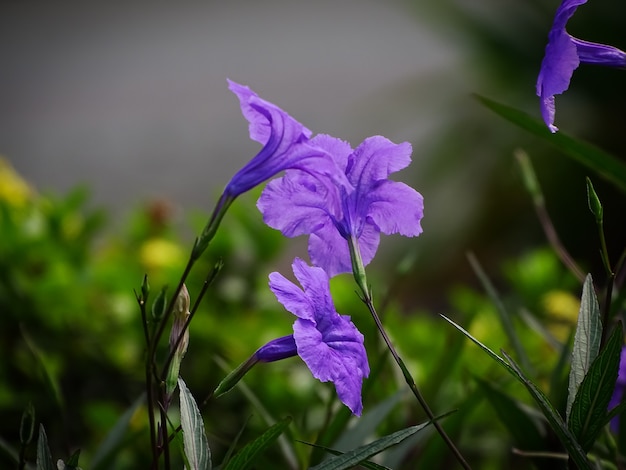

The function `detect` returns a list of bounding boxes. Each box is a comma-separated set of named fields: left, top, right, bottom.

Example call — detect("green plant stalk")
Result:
left=515, top=150, right=585, bottom=283
left=144, top=193, right=232, bottom=469
left=347, top=236, right=471, bottom=470
left=159, top=392, right=171, bottom=470
left=135, top=287, right=159, bottom=469
left=589, top=186, right=616, bottom=348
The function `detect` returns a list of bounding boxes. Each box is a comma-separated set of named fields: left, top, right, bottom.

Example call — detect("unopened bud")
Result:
left=169, top=284, right=191, bottom=356
left=165, top=284, right=191, bottom=399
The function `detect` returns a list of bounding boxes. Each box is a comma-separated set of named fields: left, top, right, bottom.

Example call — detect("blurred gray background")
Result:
left=0, top=0, right=459, bottom=213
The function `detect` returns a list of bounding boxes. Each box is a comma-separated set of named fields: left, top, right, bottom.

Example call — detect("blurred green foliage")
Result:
left=0, top=155, right=598, bottom=469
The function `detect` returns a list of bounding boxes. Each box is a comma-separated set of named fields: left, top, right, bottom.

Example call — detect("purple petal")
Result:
left=269, top=271, right=315, bottom=322
left=536, top=32, right=579, bottom=133
left=225, top=80, right=347, bottom=197
left=347, top=137, right=412, bottom=190
left=366, top=180, right=424, bottom=237
left=257, top=171, right=338, bottom=237
left=536, top=0, right=626, bottom=132
left=308, top=222, right=380, bottom=277
left=227, top=79, right=311, bottom=145
left=293, top=316, right=368, bottom=416
left=309, top=134, right=354, bottom=174
left=290, top=258, right=335, bottom=315
left=573, top=38, right=626, bottom=67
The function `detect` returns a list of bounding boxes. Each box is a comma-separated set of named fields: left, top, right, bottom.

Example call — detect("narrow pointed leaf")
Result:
left=474, top=376, right=545, bottom=451
left=36, top=425, right=55, bottom=470
left=223, top=416, right=292, bottom=470
left=441, top=315, right=591, bottom=469
left=309, top=422, right=432, bottom=470
left=179, top=378, right=211, bottom=470
left=300, top=442, right=390, bottom=470
left=467, top=252, right=531, bottom=370
left=475, top=94, right=626, bottom=193
left=567, top=275, right=602, bottom=420
left=568, top=324, right=623, bottom=452
left=502, top=351, right=592, bottom=470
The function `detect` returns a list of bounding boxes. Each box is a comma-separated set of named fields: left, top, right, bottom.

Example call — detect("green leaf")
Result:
left=300, top=442, right=390, bottom=470
left=567, top=274, right=602, bottom=420
left=63, top=449, right=81, bottom=469
left=309, top=422, right=432, bottom=470
left=474, top=376, right=545, bottom=451
left=91, top=394, right=145, bottom=470
left=441, top=315, right=592, bottom=469
left=36, top=425, right=55, bottom=470
left=179, top=378, right=211, bottom=470
left=475, top=94, right=626, bottom=193
left=568, top=324, right=623, bottom=452
left=222, top=416, right=292, bottom=470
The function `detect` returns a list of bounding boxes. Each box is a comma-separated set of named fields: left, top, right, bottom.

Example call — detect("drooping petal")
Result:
left=366, top=180, right=424, bottom=237
left=293, top=316, right=368, bottom=416
left=308, top=222, right=380, bottom=277
left=308, top=224, right=352, bottom=277
left=537, top=30, right=580, bottom=133
left=536, top=0, right=626, bottom=132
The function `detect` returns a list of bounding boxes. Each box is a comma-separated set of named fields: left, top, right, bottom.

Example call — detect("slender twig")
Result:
left=347, top=237, right=470, bottom=469
left=515, top=150, right=585, bottom=283
left=596, top=210, right=616, bottom=348
left=158, top=395, right=171, bottom=470
left=360, top=292, right=471, bottom=470
left=135, top=287, right=158, bottom=469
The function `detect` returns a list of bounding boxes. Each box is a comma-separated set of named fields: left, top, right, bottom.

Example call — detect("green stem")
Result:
left=136, top=287, right=158, bottom=469
left=348, top=237, right=471, bottom=469
left=144, top=191, right=233, bottom=468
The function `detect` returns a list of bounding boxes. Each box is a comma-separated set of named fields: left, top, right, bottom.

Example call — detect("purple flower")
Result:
left=267, top=257, right=370, bottom=415
left=536, top=0, right=626, bottom=133
left=609, top=346, right=626, bottom=433
left=224, top=80, right=346, bottom=197
left=258, top=134, right=424, bottom=277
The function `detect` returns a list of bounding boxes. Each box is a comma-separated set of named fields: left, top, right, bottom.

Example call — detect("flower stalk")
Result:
left=347, top=236, right=471, bottom=470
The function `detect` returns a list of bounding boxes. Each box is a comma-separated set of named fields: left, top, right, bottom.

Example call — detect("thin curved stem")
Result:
left=348, top=236, right=470, bottom=469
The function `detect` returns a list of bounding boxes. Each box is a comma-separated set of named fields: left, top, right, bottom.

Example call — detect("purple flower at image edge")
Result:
left=224, top=80, right=347, bottom=198
left=609, top=346, right=626, bottom=433
left=536, top=0, right=626, bottom=133
left=258, top=134, right=424, bottom=277
left=262, top=257, right=369, bottom=415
